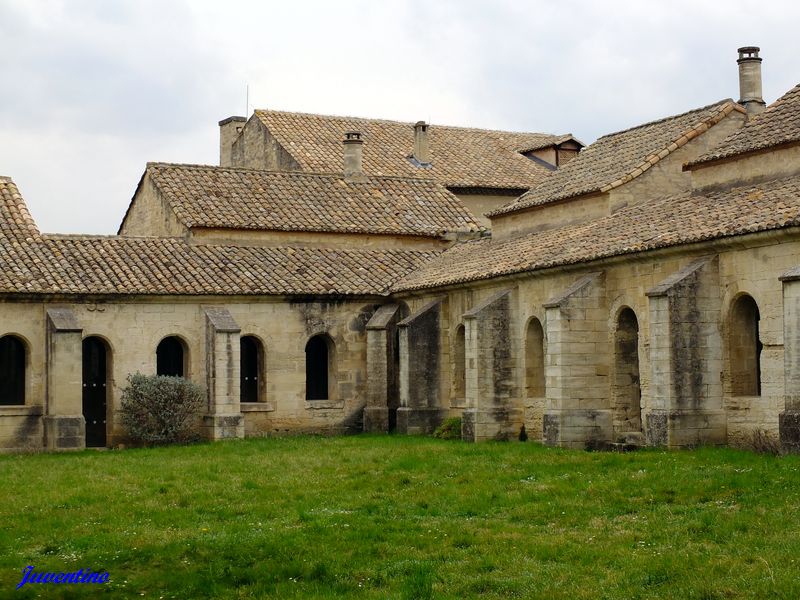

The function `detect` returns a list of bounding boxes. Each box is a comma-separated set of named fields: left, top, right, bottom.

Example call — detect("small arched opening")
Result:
left=452, top=325, right=466, bottom=403
left=0, top=335, right=26, bottom=405
left=613, top=308, right=641, bottom=433
left=305, top=334, right=334, bottom=401
left=157, top=336, right=188, bottom=378
left=525, top=318, right=546, bottom=398
left=729, top=294, right=762, bottom=396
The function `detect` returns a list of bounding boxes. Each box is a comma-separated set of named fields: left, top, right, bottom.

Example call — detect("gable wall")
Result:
left=230, top=118, right=301, bottom=171
left=118, top=175, right=187, bottom=237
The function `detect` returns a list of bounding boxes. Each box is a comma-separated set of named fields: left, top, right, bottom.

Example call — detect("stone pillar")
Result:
left=461, top=290, right=521, bottom=441
left=542, top=273, right=612, bottom=449
left=646, top=256, right=725, bottom=447
left=779, top=273, right=800, bottom=451
left=364, top=304, right=403, bottom=433
left=202, top=307, right=244, bottom=440
left=44, top=307, right=85, bottom=450
left=397, top=298, right=447, bottom=434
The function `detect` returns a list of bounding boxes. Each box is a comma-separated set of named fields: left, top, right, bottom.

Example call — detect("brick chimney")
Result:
left=413, top=121, right=431, bottom=166
left=343, top=131, right=366, bottom=182
left=219, top=116, right=246, bottom=167
left=737, top=46, right=765, bottom=117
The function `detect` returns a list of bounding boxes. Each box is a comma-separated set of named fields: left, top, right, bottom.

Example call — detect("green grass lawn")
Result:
left=1, top=436, right=800, bottom=599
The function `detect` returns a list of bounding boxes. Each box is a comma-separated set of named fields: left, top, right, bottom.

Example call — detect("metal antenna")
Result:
left=246, top=84, right=249, bottom=116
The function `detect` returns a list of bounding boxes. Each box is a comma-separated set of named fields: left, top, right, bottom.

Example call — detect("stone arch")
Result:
left=613, top=306, right=642, bottom=434
left=156, top=335, right=189, bottom=378
left=728, top=293, right=762, bottom=397
left=0, top=334, right=27, bottom=405
left=452, top=324, right=466, bottom=403
left=240, top=334, right=266, bottom=403
left=525, top=317, right=546, bottom=398
left=305, top=333, right=335, bottom=401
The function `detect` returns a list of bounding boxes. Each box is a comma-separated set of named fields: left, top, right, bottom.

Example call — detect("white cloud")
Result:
left=0, top=0, right=798, bottom=233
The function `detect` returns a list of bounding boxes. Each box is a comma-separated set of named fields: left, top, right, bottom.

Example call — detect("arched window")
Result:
left=729, top=294, right=762, bottom=396
left=525, top=318, right=545, bottom=398
left=453, top=325, right=466, bottom=401
left=240, top=335, right=265, bottom=403
left=157, top=336, right=187, bottom=377
left=613, top=308, right=641, bottom=432
left=0, top=335, right=26, bottom=405
left=305, top=335, right=333, bottom=400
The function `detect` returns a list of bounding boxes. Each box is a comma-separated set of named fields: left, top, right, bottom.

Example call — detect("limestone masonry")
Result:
left=2, top=46, right=800, bottom=452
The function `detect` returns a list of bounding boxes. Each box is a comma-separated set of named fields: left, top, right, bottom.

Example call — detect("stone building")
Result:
left=2, top=46, right=800, bottom=452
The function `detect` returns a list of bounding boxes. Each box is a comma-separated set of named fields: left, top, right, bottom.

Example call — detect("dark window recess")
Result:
left=82, top=337, right=107, bottom=447
left=0, top=335, right=25, bottom=405
left=240, top=335, right=262, bottom=403
left=157, top=336, right=185, bottom=377
left=305, top=335, right=329, bottom=400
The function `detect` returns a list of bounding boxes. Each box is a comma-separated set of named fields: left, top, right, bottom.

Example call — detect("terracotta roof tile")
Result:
left=488, top=100, right=744, bottom=217
left=0, top=179, right=440, bottom=296
left=395, top=173, right=800, bottom=291
left=253, top=110, right=569, bottom=190
left=145, top=163, right=480, bottom=237
left=689, top=84, right=800, bottom=166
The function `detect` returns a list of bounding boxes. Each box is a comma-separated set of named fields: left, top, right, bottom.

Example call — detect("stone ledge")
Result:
left=0, top=405, right=43, bottom=417
left=240, top=402, right=275, bottom=412
left=305, top=400, right=344, bottom=410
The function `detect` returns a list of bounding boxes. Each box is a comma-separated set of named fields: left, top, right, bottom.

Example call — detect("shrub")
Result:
left=433, top=417, right=462, bottom=440
left=120, top=373, right=206, bottom=446
left=744, top=428, right=783, bottom=456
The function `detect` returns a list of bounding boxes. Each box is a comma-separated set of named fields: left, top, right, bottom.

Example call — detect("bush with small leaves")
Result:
left=120, top=373, right=206, bottom=446
left=432, top=417, right=462, bottom=440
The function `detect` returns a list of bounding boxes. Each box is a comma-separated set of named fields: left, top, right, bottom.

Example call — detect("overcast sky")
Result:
left=1, top=0, right=799, bottom=234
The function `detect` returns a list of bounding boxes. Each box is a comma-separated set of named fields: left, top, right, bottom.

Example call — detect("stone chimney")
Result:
left=413, top=121, right=431, bottom=166
left=218, top=116, right=247, bottom=167
left=737, top=46, right=766, bottom=117
left=343, top=131, right=366, bottom=182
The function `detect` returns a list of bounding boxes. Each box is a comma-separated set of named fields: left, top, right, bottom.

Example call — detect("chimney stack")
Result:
left=413, top=121, right=431, bottom=166
left=219, top=116, right=247, bottom=167
left=343, top=131, right=366, bottom=182
left=737, top=46, right=765, bottom=117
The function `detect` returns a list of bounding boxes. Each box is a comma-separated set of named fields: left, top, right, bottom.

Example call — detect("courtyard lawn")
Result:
left=1, top=437, right=800, bottom=599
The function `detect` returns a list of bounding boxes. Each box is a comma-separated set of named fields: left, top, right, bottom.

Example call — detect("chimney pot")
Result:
left=343, top=131, right=366, bottom=182
left=737, top=46, right=765, bottom=117
left=413, top=121, right=431, bottom=166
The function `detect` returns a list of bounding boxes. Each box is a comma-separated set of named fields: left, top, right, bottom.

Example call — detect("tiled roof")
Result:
left=394, top=173, right=800, bottom=291
left=0, top=177, right=439, bottom=297
left=488, top=100, right=744, bottom=217
left=689, top=84, right=800, bottom=166
left=145, top=163, right=480, bottom=237
left=253, top=109, right=570, bottom=190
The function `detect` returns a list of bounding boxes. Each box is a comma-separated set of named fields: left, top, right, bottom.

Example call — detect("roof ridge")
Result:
left=595, top=99, right=738, bottom=140
left=486, top=100, right=743, bottom=218
left=146, top=162, right=445, bottom=184
left=254, top=108, right=559, bottom=138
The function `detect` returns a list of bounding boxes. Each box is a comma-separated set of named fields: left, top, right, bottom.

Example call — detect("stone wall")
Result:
left=0, top=297, right=380, bottom=451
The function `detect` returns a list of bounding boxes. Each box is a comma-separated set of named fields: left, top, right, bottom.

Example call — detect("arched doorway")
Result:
left=240, top=335, right=264, bottom=403
left=613, top=308, right=641, bottom=433
left=82, top=336, right=109, bottom=447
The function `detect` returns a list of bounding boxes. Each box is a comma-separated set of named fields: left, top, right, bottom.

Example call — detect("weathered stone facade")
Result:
left=2, top=46, right=800, bottom=453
